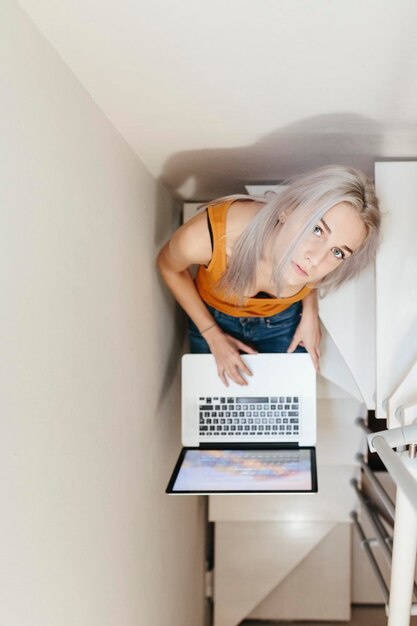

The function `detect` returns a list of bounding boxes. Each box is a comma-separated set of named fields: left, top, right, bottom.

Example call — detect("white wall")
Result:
left=0, top=2, right=205, bottom=625
left=374, top=161, right=417, bottom=423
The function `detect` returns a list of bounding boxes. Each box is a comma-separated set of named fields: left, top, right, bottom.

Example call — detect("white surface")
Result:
left=244, top=184, right=288, bottom=196
left=375, top=161, right=417, bottom=420
left=248, top=523, right=351, bottom=621
left=214, top=521, right=342, bottom=626
left=387, top=346, right=417, bottom=429
left=210, top=464, right=360, bottom=522
left=1, top=4, right=205, bottom=625
left=318, top=322, right=365, bottom=404
left=18, top=0, right=417, bottom=200
left=319, top=263, right=376, bottom=408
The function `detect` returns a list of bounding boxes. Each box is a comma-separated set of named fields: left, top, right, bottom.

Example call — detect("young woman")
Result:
left=157, top=165, right=381, bottom=386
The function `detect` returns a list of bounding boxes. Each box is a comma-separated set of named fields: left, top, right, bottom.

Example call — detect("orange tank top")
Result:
left=195, top=200, right=311, bottom=318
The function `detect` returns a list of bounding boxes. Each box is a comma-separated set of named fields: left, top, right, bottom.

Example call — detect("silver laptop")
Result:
left=166, top=353, right=318, bottom=495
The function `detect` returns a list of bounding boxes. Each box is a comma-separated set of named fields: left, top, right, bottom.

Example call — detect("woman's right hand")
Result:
left=202, top=325, right=258, bottom=386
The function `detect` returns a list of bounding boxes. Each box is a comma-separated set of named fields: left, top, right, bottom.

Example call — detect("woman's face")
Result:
left=280, top=202, right=367, bottom=287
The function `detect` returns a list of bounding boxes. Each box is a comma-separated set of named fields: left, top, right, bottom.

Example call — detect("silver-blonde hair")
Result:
left=213, top=165, right=381, bottom=300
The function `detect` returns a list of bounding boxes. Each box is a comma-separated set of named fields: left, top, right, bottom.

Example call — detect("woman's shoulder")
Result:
left=226, top=198, right=264, bottom=232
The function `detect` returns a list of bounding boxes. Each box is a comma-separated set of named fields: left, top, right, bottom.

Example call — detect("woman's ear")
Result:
left=278, top=210, right=288, bottom=224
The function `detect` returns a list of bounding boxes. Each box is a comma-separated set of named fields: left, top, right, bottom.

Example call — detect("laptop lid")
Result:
left=181, top=353, right=316, bottom=448
left=166, top=445, right=317, bottom=494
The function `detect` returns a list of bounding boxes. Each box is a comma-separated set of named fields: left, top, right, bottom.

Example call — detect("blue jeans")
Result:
left=188, top=302, right=307, bottom=354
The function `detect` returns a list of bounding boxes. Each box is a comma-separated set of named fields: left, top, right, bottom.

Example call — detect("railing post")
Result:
left=388, top=464, right=417, bottom=626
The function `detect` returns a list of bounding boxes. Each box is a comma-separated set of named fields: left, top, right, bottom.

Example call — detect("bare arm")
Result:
left=156, top=211, right=257, bottom=385
left=287, top=290, right=321, bottom=371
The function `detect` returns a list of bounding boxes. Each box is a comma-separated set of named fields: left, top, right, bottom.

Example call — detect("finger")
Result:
left=236, top=340, right=258, bottom=355
left=228, top=365, right=248, bottom=386
left=218, top=368, right=229, bottom=387
left=234, top=355, right=253, bottom=377
left=307, top=348, right=319, bottom=373
left=287, top=337, right=298, bottom=353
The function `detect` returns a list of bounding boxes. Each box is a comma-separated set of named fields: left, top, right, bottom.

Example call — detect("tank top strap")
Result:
left=205, top=200, right=235, bottom=277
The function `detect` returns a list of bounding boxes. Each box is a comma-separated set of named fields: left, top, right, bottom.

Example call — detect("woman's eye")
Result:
left=313, top=225, right=322, bottom=236
left=332, top=247, right=345, bottom=260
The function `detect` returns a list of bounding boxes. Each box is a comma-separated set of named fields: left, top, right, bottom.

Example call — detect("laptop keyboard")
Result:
left=199, top=396, right=300, bottom=438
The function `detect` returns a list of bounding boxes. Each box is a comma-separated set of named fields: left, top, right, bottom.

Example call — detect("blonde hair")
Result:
left=214, top=165, right=381, bottom=300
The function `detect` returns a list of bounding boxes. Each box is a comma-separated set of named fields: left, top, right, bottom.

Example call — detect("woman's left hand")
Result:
left=287, top=294, right=321, bottom=372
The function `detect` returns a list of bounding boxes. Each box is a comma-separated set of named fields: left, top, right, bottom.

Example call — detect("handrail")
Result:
left=367, top=423, right=417, bottom=453
left=371, top=436, right=417, bottom=515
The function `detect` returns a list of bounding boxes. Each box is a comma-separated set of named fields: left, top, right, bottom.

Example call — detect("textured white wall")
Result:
left=0, top=2, right=205, bottom=625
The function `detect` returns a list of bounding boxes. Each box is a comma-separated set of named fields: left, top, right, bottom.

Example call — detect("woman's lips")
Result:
left=292, top=261, right=308, bottom=277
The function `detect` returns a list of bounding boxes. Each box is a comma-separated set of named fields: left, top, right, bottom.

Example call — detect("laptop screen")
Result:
left=166, top=446, right=317, bottom=494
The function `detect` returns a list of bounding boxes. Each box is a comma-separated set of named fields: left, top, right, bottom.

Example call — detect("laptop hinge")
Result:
left=199, top=442, right=299, bottom=450
left=205, top=569, right=214, bottom=599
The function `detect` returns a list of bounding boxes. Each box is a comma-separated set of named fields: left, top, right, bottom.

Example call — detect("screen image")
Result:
left=169, top=448, right=315, bottom=493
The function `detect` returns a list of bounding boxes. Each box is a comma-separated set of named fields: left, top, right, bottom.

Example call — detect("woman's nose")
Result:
left=305, top=247, right=327, bottom=267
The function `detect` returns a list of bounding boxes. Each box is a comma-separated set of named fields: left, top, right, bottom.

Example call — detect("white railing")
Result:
left=353, top=420, right=417, bottom=626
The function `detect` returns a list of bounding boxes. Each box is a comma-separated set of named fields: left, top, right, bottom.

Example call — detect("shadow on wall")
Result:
left=152, top=183, right=185, bottom=404
left=158, top=112, right=384, bottom=201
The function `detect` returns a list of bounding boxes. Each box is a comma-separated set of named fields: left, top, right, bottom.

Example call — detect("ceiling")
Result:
left=19, top=0, right=417, bottom=200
